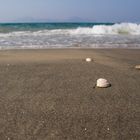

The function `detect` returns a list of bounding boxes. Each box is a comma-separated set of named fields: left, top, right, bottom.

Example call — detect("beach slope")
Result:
left=0, top=49, right=140, bottom=140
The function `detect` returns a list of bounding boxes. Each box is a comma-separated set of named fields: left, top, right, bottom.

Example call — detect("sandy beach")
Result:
left=0, top=49, right=140, bottom=140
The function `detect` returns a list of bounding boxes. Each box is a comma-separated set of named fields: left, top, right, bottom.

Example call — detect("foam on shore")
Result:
left=0, top=23, right=140, bottom=49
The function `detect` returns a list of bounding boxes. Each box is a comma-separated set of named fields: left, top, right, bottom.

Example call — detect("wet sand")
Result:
left=0, top=49, right=140, bottom=140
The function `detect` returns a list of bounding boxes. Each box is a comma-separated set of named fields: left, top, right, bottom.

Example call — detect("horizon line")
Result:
left=0, top=21, right=130, bottom=24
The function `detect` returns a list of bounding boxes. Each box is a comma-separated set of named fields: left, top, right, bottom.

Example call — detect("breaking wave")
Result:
left=0, top=23, right=140, bottom=37
left=70, top=23, right=140, bottom=35
left=0, top=23, right=140, bottom=49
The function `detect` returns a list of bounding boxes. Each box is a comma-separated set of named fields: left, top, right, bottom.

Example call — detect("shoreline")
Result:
left=0, top=48, right=140, bottom=63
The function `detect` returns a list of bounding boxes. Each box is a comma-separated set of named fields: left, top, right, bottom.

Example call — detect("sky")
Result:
left=0, top=0, right=140, bottom=23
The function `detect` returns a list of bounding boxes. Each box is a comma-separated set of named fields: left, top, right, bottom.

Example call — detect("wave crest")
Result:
left=0, top=23, right=140, bottom=37
left=0, top=23, right=140, bottom=49
left=70, top=23, right=140, bottom=35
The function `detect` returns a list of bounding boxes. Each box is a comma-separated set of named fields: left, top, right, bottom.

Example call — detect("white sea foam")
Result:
left=0, top=23, right=140, bottom=37
left=0, top=23, right=140, bottom=49
left=70, top=23, right=140, bottom=35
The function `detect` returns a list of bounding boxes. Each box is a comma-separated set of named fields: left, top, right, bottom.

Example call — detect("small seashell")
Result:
left=96, top=78, right=111, bottom=88
left=86, top=58, right=92, bottom=62
left=135, top=65, right=140, bottom=70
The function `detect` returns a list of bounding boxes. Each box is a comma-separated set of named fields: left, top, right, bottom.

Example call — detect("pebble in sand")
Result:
left=86, top=58, right=92, bottom=62
left=96, top=78, right=111, bottom=88
left=135, top=65, right=140, bottom=70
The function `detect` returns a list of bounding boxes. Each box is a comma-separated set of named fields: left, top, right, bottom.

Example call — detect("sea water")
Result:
left=0, top=22, right=140, bottom=49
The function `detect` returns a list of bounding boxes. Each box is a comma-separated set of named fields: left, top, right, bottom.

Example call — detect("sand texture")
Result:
left=0, top=49, right=140, bottom=140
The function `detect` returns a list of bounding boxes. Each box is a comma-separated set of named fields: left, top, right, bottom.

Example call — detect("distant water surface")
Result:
left=0, top=22, right=140, bottom=49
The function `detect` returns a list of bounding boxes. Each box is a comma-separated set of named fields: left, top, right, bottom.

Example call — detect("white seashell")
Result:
left=96, top=78, right=111, bottom=88
left=86, top=58, right=92, bottom=62
left=135, top=65, right=140, bottom=70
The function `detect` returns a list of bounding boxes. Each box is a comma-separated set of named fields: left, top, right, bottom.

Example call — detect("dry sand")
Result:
left=0, top=49, right=140, bottom=140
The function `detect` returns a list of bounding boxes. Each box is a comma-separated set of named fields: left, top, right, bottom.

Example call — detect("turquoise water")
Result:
left=0, top=22, right=140, bottom=49
left=0, top=23, right=114, bottom=33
